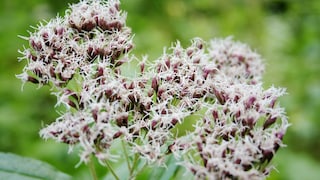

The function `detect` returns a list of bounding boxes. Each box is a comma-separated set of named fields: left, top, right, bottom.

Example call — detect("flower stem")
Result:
left=130, top=153, right=139, bottom=175
left=105, top=159, right=120, bottom=180
left=88, top=158, right=98, bottom=180
left=131, top=160, right=147, bottom=178
left=121, top=139, right=132, bottom=172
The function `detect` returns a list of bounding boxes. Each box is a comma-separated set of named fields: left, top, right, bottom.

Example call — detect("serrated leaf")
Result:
left=0, top=152, right=71, bottom=180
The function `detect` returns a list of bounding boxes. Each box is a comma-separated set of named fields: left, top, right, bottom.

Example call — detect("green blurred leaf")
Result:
left=269, top=150, right=320, bottom=180
left=158, top=155, right=179, bottom=180
left=0, top=152, right=71, bottom=180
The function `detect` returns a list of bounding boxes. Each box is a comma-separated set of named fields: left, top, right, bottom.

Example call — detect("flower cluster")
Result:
left=151, top=39, right=288, bottom=179
left=17, top=0, right=132, bottom=87
left=17, top=0, right=289, bottom=179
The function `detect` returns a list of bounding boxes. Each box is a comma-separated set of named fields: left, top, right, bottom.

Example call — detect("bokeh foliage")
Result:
left=0, top=0, right=319, bottom=179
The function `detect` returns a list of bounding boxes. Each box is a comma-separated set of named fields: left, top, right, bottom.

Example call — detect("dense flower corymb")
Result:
left=17, top=0, right=289, bottom=179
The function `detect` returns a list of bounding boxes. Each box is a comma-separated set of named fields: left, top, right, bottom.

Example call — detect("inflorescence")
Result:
left=17, top=0, right=289, bottom=179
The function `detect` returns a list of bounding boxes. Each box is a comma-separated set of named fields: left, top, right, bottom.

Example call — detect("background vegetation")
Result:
left=0, top=0, right=319, bottom=179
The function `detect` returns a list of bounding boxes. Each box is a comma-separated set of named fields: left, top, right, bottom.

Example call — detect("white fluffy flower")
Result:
left=18, top=0, right=289, bottom=179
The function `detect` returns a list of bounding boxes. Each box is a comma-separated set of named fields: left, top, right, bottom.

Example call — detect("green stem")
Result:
left=121, top=140, right=132, bottom=172
left=132, top=160, right=147, bottom=178
left=130, top=153, right=139, bottom=175
left=105, top=159, right=120, bottom=180
left=88, top=158, right=98, bottom=180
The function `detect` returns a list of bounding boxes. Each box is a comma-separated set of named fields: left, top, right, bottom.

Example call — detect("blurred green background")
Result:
left=1, top=0, right=319, bottom=179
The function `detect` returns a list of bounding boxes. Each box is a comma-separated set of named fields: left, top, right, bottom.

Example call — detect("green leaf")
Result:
left=0, top=152, right=71, bottom=180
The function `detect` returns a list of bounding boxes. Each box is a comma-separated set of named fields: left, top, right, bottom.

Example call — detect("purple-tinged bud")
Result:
left=202, top=67, right=217, bottom=79
left=82, top=125, right=90, bottom=134
left=263, top=116, right=277, bottom=130
left=41, top=31, right=49, bottom=42
left=27, top=76, right=39, bottom=84
left=275, top=131, right=284, bottom=140
left=64, top=89, right=79, bottom=100
left=245, top=96, right=256, bottom=109
left=128, top=93, right=139, bottom=103
left=94, top=132, right=105, bottom=143
left=193, top=57, right=200, bottom=64
left=189, top=73, right=195, bottom=81
left=204, top=128, right=212, bottom=134
left=173, top=75, right=181, bottom=84
left=109, top=20, right=123, bottom=30
left=260, top=149, right=274, bottom=163
left=49, top=66, right=56, bottom=78
left=138, top=81, right=146, bottom=88
left=157, top=87, right=165, bottom=99
left=196, top=41, right=203, bottom=49
left=172, top=62, right=182, bottom=73
left=269, top=98, right=277, bottom=108
left=147, top=89, right=154, bottom=97
left=82, top=21, right=96, bottom=31
left=192, top=90, right=204, bottom=98
left=114, top=68, right=121, bottom=76
left=243, top=117, right=255, bottom=129
left=167, top=142, right=175, bottom=154
left=166, top=75, right=173, bottom=81
left=187, top=48, right=194, bottom=57
left=123, top=82, right=128, bottom=89
left=234, top=158, right=241, bottom=164
left=156, top=64, right=163, bottom=73
left=196, top=141, right=208, bottom=167
left=181, top=87, right=188, bottom=97
left=171, top=118, right=178, bottom=126
left=110, top=50, right=122, bottom=62
left=92, top=108, right=99, bottom=122
left=242, top=164, right=252, bottom=171
left=151, top=120, right=158, bottom=130
left=67, top=100, right=77, bottom=109
left=54, top=27, right=65, bottom=36
left=233, top=54, right=245, bottom=63
left=142, top=101, right=152, bottom=112
left=151, top=77, right=159, bottom=92
left=190, top=167, right=197, bottom=175
left=235, top=110, right=241, bottom=118
left=114, top=2, right=120, bottom=11
left=30, top=38, right=42, bottom=51
left=233, top=95, right=240, bottom=103
left=87, top=46, right=94, bottom=58
left=97, top=18, right=122, bottom=31
left=128, top=81, right=135, bottom=89
left=48, top=50, right=56, bottom=60
left=240, top=127, right=250, bottom=137
left=160, top=108, right=168, bottom=115
left=116, top=113, right=128, bottom=127
left=96, top=66, right=104, bottom=78
left=274, top=142, right=280, bottom=152
left=68, top=20, right=76, bottom=30
left=49, top=131, right=61, bottom=137
left=108, top=6, right=116, bottom=15
left=140, top=62, right=145, bottom=73
left=196, top=141, right=203, bottom=152
left=115, top=59, right=125, bottom=67
left=33, top=68, right=43, bottom=78
left=123, top=44, right=133, bottom=54
left=213, top=89, right=226, bottom=104
left=27, top=51, right=37, bottom=61
left=113, top=131, right=123, bottom=139
left=165, top=58, right=171, bottom=68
